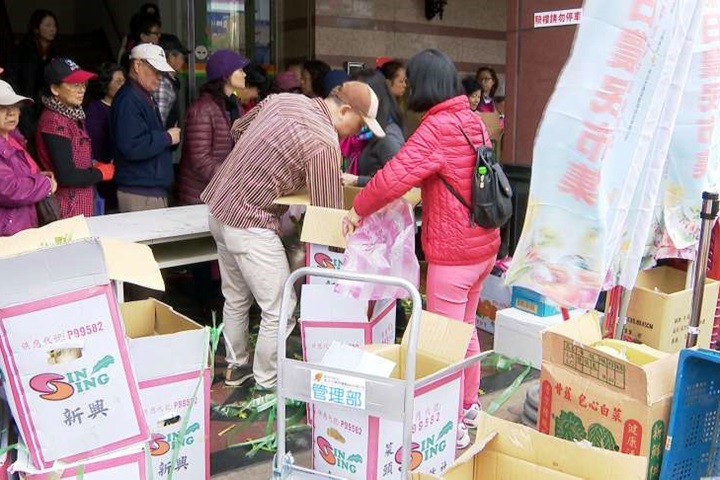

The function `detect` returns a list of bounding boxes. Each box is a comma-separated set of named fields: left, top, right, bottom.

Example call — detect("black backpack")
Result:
left=440, top=126, right=513, bottom=229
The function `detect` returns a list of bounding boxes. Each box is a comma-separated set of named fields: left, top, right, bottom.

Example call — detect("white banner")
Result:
left=507, top=0, right=703, bottom=308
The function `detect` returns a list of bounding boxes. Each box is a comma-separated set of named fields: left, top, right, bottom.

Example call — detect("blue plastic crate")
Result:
left=660, top=349, right=720, bottom=480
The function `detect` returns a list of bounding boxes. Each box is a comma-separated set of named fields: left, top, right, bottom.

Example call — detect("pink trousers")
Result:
left=426, top=258, right=495, bottom=409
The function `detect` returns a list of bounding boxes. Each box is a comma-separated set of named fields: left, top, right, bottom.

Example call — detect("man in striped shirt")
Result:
left=201, top=81, right=385, bottom=389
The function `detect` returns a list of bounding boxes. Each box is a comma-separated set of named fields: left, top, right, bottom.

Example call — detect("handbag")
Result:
left=36, top=194, right=61, bottom=226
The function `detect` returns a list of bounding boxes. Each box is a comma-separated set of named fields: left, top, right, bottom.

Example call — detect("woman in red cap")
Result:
left=35, top=58, right=115, bottom=218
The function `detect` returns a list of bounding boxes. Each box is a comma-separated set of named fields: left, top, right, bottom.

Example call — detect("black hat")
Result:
left=158, top=33, right=189, bottom=55
left=45, top=58, right=97, bottom=86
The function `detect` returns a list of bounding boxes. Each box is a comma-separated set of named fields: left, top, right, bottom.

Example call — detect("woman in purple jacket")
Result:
left=0, top=80, right=57, bottom=236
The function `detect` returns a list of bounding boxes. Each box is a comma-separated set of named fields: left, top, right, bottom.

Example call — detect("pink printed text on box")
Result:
left=0, top=286, right=149, bottom=470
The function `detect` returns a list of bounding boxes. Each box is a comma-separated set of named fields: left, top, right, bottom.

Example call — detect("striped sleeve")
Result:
left=305, top=148, right=343, bottom=209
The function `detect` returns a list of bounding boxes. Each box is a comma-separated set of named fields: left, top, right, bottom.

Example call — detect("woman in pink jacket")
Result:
left=345, top=49, right=500, bottom=449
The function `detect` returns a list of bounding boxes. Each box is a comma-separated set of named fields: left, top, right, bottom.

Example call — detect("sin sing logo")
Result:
left=314, top=252, right=342, bottom=270
left=29, top=355, right=114, bottom=401
left=149, top=423, right=201, bottom=457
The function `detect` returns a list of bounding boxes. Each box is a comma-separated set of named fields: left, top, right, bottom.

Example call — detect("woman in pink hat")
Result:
left=0, top=80, right=57, bottom=236
left=35, top=58, right=114, bottom=218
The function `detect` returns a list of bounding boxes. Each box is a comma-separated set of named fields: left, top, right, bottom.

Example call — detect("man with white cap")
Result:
left=201, top=81, right=385, bottom=390
left=110, top=43, right=180, bottom=212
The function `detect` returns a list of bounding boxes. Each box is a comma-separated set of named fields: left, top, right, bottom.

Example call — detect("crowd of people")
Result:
left=0, top=6, right=506, bottom=451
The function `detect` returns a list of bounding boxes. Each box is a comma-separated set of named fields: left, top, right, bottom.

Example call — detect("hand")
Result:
left=342, top=173, right=359, bottom=186
left=342, top=208, right=362, bottom=236
left=95, top=161, right=115, bottom=181
left=48, top=175, right=58, bottom=194
left=167, top=127, right=181, bottom=145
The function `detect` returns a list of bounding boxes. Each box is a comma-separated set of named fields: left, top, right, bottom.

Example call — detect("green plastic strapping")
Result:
left=482, top=354, right=533, bottom=416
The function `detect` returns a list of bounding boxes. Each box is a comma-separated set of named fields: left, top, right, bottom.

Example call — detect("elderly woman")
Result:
left=35, top=58, right=114, bottom=218
left=0, top=80, right=57, bottom=236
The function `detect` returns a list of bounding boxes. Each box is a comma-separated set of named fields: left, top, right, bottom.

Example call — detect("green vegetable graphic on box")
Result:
left=554, top=411, right=619, bottom=452
left=587, top=423, right=619, bottom=451
left=91, top=355, right=115, bottom=375
left=554, top=410, right=587, bottom=442
left=347, top=454, right=362, bottom=463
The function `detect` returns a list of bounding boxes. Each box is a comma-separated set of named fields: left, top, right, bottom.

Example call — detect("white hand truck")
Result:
left=272, top=267, right=491, bottom=479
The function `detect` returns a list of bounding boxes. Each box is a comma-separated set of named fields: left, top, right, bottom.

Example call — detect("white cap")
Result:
left=129, top=43, right=175, bottom=72
left=0, top=80, right=32, bottom=106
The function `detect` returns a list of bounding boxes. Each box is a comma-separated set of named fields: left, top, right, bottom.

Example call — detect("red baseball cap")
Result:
left=44, top=58, right=97, bottom=85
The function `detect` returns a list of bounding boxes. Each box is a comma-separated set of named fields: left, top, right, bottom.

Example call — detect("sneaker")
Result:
left=225, top=365, right=253, bottom=387
left=456, top=423, right=471, bottom=449
left=463, top=403, right=482, bottom=429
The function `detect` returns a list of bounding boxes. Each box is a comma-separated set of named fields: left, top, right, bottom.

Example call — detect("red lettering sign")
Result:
left=701, top=48, right=720, bottom=79
left=576, top=121, right=611, bottom=163
left=703, top=13, right=720, bottom=43
left=538, top=380, right=553, bottom=434
left=629, top=0, right=657, bottom=27
left=608, top=30, right=647, bottom=74
left=621, top=419, right=643, bottom=455
left=591, top=76, right=630, bottom=117
left=558, top=162, right=600, bottom=206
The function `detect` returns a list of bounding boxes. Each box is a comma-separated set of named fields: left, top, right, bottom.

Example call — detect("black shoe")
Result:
left=225, top=365, right=253, bottom=387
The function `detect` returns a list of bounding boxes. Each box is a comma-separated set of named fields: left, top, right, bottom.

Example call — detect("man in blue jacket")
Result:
left=110, top=43, right=181, bottom=212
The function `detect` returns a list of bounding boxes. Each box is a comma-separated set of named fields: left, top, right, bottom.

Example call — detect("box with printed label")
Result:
left=0, top=218, right=164, bottom=470
left=311, top=311, right=473, bottom=479
left=475, top=273, right=512, bottom=334
left=120, top=299, right=211, bottom=480
left=413, top=412, right=647, bottom=479
left=538, top=312, right=678, bottom=480
left=624, top=266, right=719, bottom=352
left=511, top=286, right=562, bottom=317
left=300, top=284, right=396, bottom=363
left=12, top=445, right=147, bottom=479
left=0, top=401, right=12, bottom=480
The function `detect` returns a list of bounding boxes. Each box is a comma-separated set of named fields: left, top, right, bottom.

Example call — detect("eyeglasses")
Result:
left=479, top=76, right=494, bottom=82
left=145, top=29, right=161, bottom=37
left=0, top=105, right=21, bottom=115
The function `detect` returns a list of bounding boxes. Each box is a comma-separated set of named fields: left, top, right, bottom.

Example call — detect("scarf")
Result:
left=41, top=95, right=85, bottom=121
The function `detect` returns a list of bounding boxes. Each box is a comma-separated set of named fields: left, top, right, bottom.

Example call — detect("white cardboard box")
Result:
left=13, top=445, right=147, bottom=479
left=311, top=311, right=473, bottom=479
left=121, top=299, right=211, bottom=480
left=300, top=285, right=396, bottom=363
left=0, top=218, right=163, bottom=470
left=494, top=308, right=580, bottom=368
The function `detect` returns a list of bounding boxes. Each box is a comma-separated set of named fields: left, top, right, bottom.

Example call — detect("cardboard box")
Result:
left=0, top=401, right=12, bottom=480
left=12, top=445, right=147, bottom=479
left=311, top=311, right=473, bottom=479
left=0, top=218, right=163, bottom=470
left=300, top=285, right=396, bottom=363
left=624, top=266, right=720, bottom=352
left=538, top=312, right=678, bottom=480
left=511, top=286, right=562, bottom=317
left=121, top=299, right=211, bottom=480
left=493, top=308, right=577, bottom=368
left=475, top=274, right=512, bottom=334
left=413, top=412, right=648, bottom=479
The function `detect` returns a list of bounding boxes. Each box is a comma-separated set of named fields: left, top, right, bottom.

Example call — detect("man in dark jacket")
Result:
left=110, top=43, right=180, bottom=212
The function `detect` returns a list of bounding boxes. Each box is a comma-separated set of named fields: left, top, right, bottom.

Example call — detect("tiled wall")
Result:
left=313, top=0, right=507, bottom=82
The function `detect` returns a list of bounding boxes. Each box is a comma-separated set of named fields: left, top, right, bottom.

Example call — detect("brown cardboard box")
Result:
left=413, top=412, right=647, bottom=479
left=538, top=312, right=678, bottom=480
left=624, top=266, right=719, bottom=352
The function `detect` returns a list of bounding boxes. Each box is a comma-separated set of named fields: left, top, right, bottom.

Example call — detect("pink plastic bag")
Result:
left=335, top=199, right=419, bottom=300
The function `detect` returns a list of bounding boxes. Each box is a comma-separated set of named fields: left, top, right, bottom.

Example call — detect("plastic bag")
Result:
left=335, top=199, right=419, bottom=300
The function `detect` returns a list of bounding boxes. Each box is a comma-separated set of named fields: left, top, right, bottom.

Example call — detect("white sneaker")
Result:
left=463, top=403, right=482, bottom=429
left=456, top=423, right=471, bottom=449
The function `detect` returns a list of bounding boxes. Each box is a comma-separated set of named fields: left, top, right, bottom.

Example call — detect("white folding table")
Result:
left=87, top=205, right=218, bottom=301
